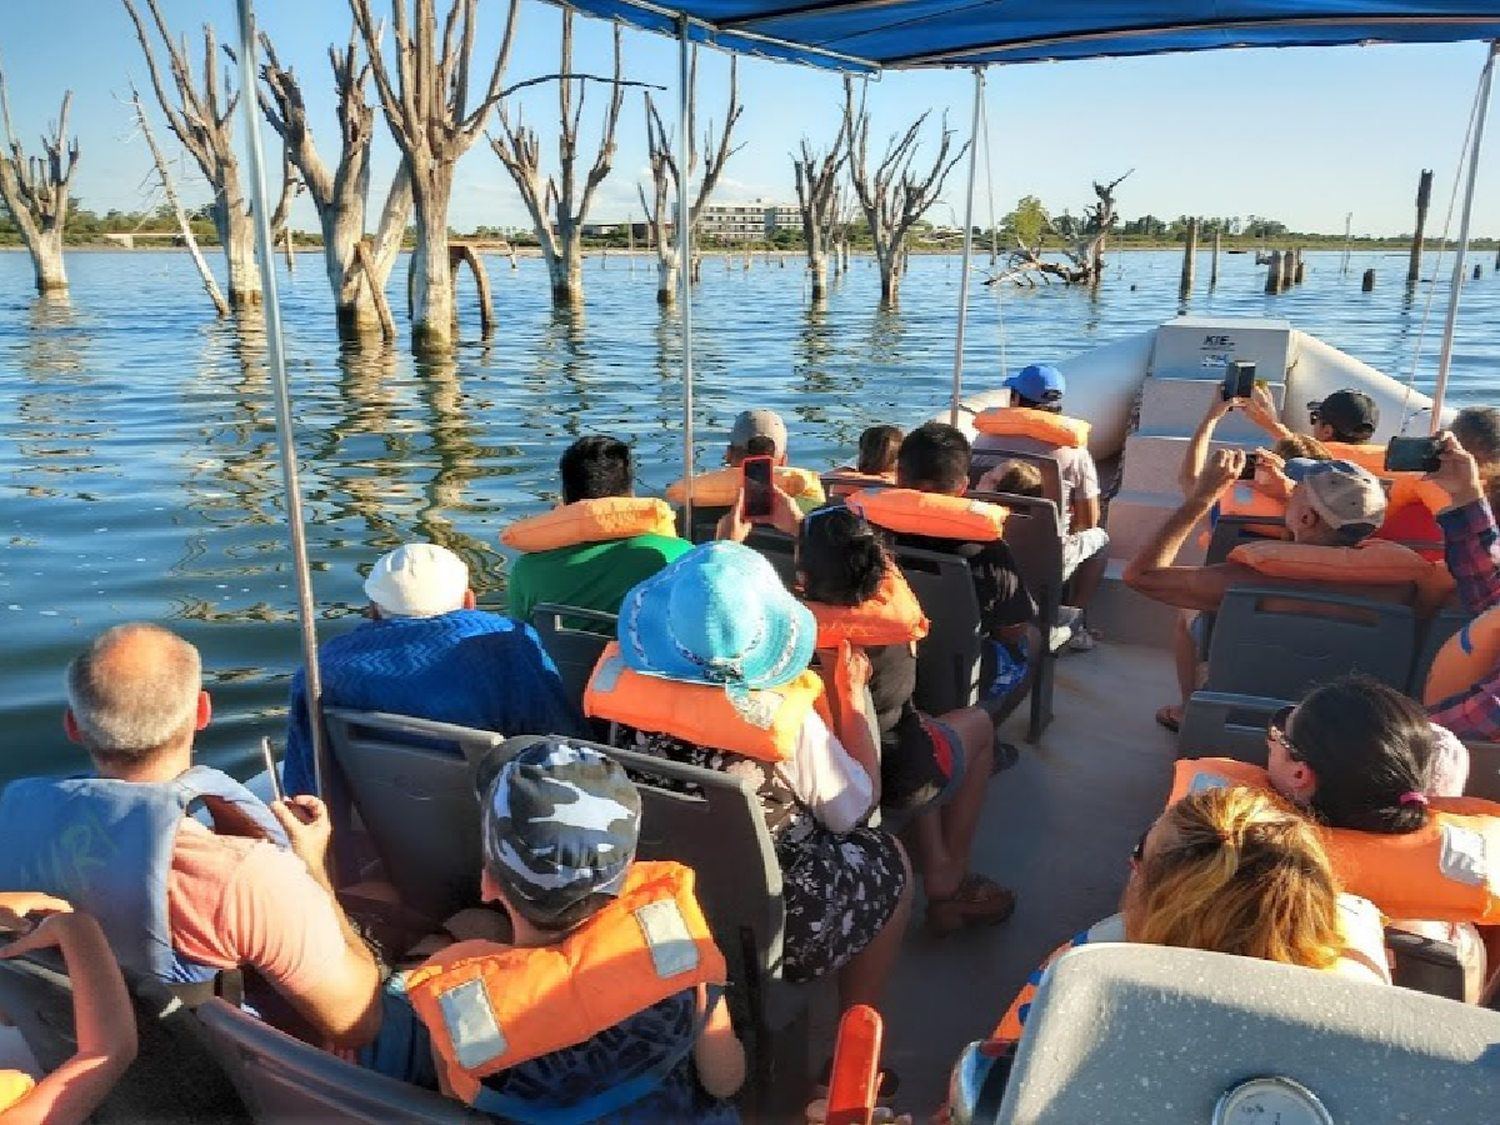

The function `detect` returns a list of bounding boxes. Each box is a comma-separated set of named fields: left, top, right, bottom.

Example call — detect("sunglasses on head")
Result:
left=1129, top=828, right=1148, bottom=866
left=1267, top=705, right=1304, bottom=762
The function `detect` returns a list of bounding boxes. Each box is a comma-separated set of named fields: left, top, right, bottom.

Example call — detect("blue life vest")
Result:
left=0, top=766, right=288, bottom=985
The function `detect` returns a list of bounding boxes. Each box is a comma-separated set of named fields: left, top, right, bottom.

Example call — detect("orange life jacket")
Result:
left=1198, top=483, right=1290, bottom=548
left=847, top=488, right=1007, bottom=542
left=406, top=861, right=726, bottom=1109
left=1323, top=441, right=1388, bottom=475
left=1169, top=758, right=1500, bottom=925
left=1227, top=537, right=1451, bottom=602
left=973, top=407, right=1091, bottom=449
left=804, top=566, right=930, bottom=649
left=826, top=470, right=896, bottom=500
left=584, top=642, right=831, bottom=762
left=500, top=497, right=679, bottom=553
left=0, top=1071, right=35, bottom=1113
left=666, top=466, right=826, bottom=507
left=1424, top=605, right=1495, bottom=708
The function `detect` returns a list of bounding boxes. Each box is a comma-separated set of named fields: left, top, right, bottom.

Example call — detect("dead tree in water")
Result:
left=123, top=0, right=263, bottom=309
left=351, top=0, right=518, bottom=352
left=791, top=116, right=848, bottom=302
left=844, top=77, right=967, bottom=304
left=639, top=49, right=742, bottom=306
left=258, top=29, right=410, bottom=341
left=991, top=171, right=1132, bottom=287
left=489, top=14, right=623, bottom=307
left=0, top=51, right=76, bottom=295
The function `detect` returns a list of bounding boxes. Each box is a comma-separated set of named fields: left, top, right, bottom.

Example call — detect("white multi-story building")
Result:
left=699, top=199, right=801, bottom=242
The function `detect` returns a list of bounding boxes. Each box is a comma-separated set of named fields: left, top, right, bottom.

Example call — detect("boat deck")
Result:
left=875, top=638, right=1180, bottom=1111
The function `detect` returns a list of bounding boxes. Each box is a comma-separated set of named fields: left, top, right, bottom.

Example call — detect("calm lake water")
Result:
left=1, top=246, right=1496, bottom=783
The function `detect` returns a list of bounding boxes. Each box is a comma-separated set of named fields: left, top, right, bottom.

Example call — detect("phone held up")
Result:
left=1238, top=452, right=1260, bottom=481
left=742, top=454, right=775, bottom=520
left=1221, top=360, right=1257, bottom=402
left=260, top=736, right=286, bottom=804
left=1384, top=436, right=1442, bottom=474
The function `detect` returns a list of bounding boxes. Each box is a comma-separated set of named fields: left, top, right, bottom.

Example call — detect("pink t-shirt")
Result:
left=167, top=820, right=347, bottom=997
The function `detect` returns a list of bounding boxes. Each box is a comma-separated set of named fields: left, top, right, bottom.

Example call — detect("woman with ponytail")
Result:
left=797, top=505, right=1018, bottom=936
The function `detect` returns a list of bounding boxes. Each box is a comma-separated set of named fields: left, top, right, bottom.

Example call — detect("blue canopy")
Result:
left=560, top=1, right=1500, bottom=72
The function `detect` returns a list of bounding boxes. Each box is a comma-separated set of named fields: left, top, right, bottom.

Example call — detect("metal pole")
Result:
left=677, top=18, right=696, bottom=522
left=949, top=68, right=984, bottom=427
left=233, top=0, right=328, bottom=796
left=1432, top=40, right=1499, bottom=432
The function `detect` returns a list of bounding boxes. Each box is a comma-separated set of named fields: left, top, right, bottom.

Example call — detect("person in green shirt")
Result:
left=507, top=436, right=692, bottom=627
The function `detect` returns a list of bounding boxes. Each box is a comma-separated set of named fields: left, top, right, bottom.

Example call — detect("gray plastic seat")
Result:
left=0, top=950, right=252, bottom=1124
left=1203, top=512, right=1288, bottom=565
left=893, top=544, right=986, bottom=717
left=966, top=447, right=1065, bottom=510
left=529, top=603, right=617, bottom=711
left=323, top=708, right=506, bottom=921
left=971, top=489, right=1067, bottom=741
left=991, top=944, right=1500, bottom=1124
left=1411, top=605, right=1471, bottom=698
left=1203, top=585, right=1416, bottom=699
left=738, top=525, right=800, bottom=592
left=493, top=733, right=809, bottom=1117
left=196, top=998, right=482, bottom=1125
left=1465, top=741, right=1500, bottom=802
left=1176, top=691, right=1289, bottom=765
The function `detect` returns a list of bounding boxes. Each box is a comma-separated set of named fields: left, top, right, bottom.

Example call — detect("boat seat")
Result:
left=737, top=525, right=801, bottom=592
left=1203, top=586, right=1415, bottom=699
left=967, top=447, right=1065, bottom=511
left=1410, top=604, right=1470, bottom=699
left=983, top=944, right=1500, bottom=1124
left=1176, top=691, right=1288, bottom=765
left=971, top=489, right=1067, bottom=741
left=492, top=733, right=810, bottom=1118
left=1465, top=741, right=1500, bottom=802
left=323, top=708, right=506, bottom=921
left=893, top=544, right=986, bottom=718
left=530, top=602, right=616, bottom=712
left=1203, top=512, right=1287, bottom=565
left=678, top=503, right=733, bottom=545
left=0, top=949, right=253, bottom=1124
left=1387, top=926, right=1466, bottom=1002
left=195, top=998, right=482, bottom=1124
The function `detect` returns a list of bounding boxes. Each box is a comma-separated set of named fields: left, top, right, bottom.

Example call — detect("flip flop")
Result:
left=927, top=873, right=1017, bottom=936
left=1155, top=705, right=1181, bottom=734
left=991, top=739, right=1020, bottom=775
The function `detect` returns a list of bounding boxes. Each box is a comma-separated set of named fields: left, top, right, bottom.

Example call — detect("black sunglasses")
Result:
left=1129, top=829, right=1148, bottom=866
left=1267, top=705, right=1304, bottom=762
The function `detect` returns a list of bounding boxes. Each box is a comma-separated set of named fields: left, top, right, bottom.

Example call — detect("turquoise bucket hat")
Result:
left=618, top=541, right=817, bottom=691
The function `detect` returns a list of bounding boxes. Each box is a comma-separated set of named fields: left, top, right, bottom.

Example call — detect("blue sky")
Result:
left=2, top=0, right=1498, bottom=237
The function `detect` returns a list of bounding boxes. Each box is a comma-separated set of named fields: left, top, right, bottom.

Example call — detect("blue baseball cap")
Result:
left=1002, top=364, right=1066, bottom=403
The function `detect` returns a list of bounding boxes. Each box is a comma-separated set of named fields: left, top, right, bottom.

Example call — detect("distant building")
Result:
left=700, top=199, right=801, bottom=243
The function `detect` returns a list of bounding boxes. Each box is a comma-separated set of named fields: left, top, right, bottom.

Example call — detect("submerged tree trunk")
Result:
left=808, top=253, right=829, bottom=301
left=0, top=68, right=77, bottom=296
left=218, top=197, right=262, bottom=309
left=411, top=185, right=456, bottom=351
left=656, top=253, right=679, bottom=306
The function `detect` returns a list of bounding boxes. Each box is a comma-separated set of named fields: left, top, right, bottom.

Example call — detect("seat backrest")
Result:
left=742, top=526, right=800, bottom=592
left=969, top=489, right=1064, bottom=623
left=529, top=603, right=616, bottom=709
left=1386, top=926, right=1466, bottom=1002
left=678, top=503, right=733, bottom=545
left=323, top=708, right=507, bottom=920
left=495, top=734, right=787, bottom=985
left=0, top=952, right=252, bottom=1124
left=1465, top=741, right=1500, bottom=802
left=196, top=998, right=482, bottom=1124
left=891, top=544, right=984, bottom=716
left=967, top=447, right=1065, bottom=510
left=1176, top=691, right=1288, bottom=765
left=1204, top=585, right=1415, bottom=698
left=995, top=944, right=1500, bottom=1124
left=1204, top=513, right=1288, bottom=565
left=1411, top=606, right=1470, bottom=698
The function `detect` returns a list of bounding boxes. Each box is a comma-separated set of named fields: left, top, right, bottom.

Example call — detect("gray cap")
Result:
left=728, top=409, right=787, bottom=459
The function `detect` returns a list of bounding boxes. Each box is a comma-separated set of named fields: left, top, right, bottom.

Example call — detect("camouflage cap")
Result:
left=481, top=739, right=641, bottom=921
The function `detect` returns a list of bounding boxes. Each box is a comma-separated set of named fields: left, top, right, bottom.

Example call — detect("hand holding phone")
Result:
left=1221, top=361, right=1257, bottom=402
left=1384, top=436, right=1441, bottom=474
left=742, top=455, right=775, bottom=521
left=1238, top=452, right=1260, bottom=481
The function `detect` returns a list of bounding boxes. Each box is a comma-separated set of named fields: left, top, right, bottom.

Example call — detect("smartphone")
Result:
left=1221, top=361, right=1256, bottom=401
left=1384, top=436, right=1441, bottom=474
left=742, top=454, right=774, bottom=520
left=260, top=736, right=286, bottom=804
left=1238, top=452, right=1259, bottom=481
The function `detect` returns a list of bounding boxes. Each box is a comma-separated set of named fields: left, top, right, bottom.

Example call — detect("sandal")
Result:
left=927, top=873, right=1017, bottom=936
left=1154, top=705, right=1182, bottom=734
left=991, top=740, right=1020, bottom=776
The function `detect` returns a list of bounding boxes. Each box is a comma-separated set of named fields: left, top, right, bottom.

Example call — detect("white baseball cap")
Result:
left=363, top=544, right=469, bottom=618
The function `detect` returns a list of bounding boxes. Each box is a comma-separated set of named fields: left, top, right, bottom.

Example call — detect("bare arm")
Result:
left=0, top=912, right=137, bottom=1125
left=1243, top=382, right=1294, bottom=444
left=817, top=643, right=881, bottom=809
left=1179, top=395, right=1235, bottom=498
left=1127, top=450, right=1245, bottom=612
left=691, top=984, right=746, bottom=1099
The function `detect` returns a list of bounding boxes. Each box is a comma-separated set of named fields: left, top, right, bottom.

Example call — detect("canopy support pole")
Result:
left=949, top=67, right=984, bottom=427
left=1432, top=40, right=1499, bottom=431
left=677, top=17, right=696, bottom=528
left=233, top=0, right=328, bottom=796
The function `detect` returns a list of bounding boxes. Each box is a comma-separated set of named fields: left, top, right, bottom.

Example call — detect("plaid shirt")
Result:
left=1429, top=498, right=1500, bottom=739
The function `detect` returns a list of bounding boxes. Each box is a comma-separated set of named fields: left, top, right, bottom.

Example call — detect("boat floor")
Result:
left=857, top=639, right=1180, bottom=1113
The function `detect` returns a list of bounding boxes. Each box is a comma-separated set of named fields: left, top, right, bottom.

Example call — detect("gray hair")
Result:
left=1453, top=407, right=1500, bottom=468
left=65, top=624, right=202, bottom=764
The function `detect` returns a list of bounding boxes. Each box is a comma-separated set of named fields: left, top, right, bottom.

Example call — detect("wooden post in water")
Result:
left=1265, top=250, right=1282, bottom=294
left=1476, top=263, right=1484, bottom=280
left=1180, top=218, right=1198, bottom=295
left=1294, top=248, right=1305, bottom=285
left=1281, top=250, right=1295, bottom=291
left=1362, top=268, right=1376, bottom=291
left=1210, top=229, right=1221, bottom=287
left=1409, top=169, right=1434, bottom=284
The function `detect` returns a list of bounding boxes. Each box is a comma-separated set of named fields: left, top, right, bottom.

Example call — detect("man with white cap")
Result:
left=282, top=543, right=581, bottom=796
